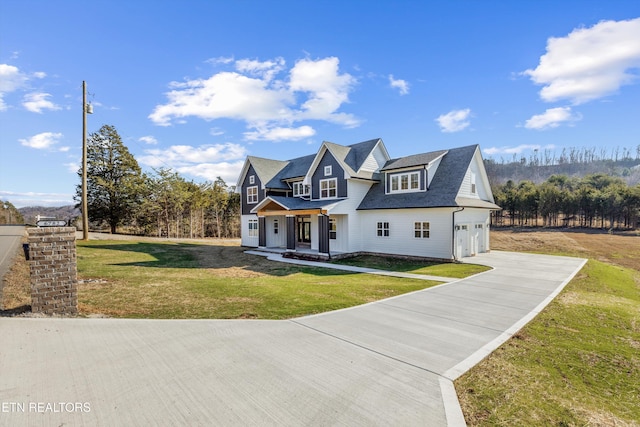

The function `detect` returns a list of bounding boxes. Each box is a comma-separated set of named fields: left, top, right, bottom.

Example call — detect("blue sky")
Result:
left=1, top=0, right=639, bottom=207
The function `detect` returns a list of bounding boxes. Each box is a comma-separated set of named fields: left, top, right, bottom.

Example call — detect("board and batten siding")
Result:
left=330, top=180, right=375, bottom=253
left=358, top=208, right=454, bottom=259
left=241, top=214, right=259, bottom=247
left=265, top=215, right=287, bottom=248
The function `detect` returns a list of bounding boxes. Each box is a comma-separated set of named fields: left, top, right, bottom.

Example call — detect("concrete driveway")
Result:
left=0, top=251, right=586, bottom=426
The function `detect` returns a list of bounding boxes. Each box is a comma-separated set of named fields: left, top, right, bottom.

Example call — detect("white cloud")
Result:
left=524, top=107, right=582, bottom=130
left=139, top=135, right=158, bottom=145
left=176, top=161, right=246, bottom=184
left=288, top=57, right=359, bottom=126
left=244, top=125, right=316, bottom=141
left=523, top=18, right=640, bottom=104
left=483, top=144, right=556, bottom=156
left=149, top=56, right=360, bottom=137
left=65, top=161, right=80, bottom=173
left=235, top=57, right=285, bottom=81
left=389, top=75, right=409, bottom=95
left=435, top=108, right=472, bottom=132
left=138, top=143, right=248, bottom=184
left=0, top=190, right=75, bottom=208
left=0, top=64, right=28, bottom=110
left=19, top=132, right=64, bottom=150
left=205, top=56, right=234, bottom=65
left=23, top=92, right=61, bottom=113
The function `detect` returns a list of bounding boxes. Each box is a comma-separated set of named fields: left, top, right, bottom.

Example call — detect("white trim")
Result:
left=246, top=186, right=258, bottom=204
left=319, top=178, right=338, bottom=199
left=324, top=165, right=332, bottom=176
left=388, top=170, right=421, bottom=194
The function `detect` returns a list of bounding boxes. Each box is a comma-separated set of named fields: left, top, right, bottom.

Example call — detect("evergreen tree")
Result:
left=75, top=124, right=143, bottom=233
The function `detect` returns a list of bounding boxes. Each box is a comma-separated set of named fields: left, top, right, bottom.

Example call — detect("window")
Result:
left=248, top=219, right=258, bottom=237
left=293, top=182, right=310, bottom=197
left=389, top=171, right=420, bottom=193
left=320, top=178, right=337, bottom=199
left=249, top=175, right=255, bottom=184
left=247, top=186, right=258, bottom=204
left=329, top=218, right=337, bottom=239
left=324, top=165, right=332, bottom=176
left=470, top=172, right=477, bottom=194
left=377, top=221, right=390, bottom=237
left=414, top=222, right=430, bottom=238
left=273, top=219, right=279, bottom=234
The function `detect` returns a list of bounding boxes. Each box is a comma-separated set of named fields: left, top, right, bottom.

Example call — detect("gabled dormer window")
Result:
left=293, top=182, right=310, bottom=197
left=247, top=186, right=258, bottom=204
left=320, top=178, right=337, bottom=199
left=389, top=171, right=420, bottom=193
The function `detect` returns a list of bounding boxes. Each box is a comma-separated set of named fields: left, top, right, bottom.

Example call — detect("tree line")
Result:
left=0, top=200, right=24, bottom=224
left=75, top=125, right=240, bottom=238
left=75, top=124, right=639, bottom=237
left=491, top=174, right=640, bottom=230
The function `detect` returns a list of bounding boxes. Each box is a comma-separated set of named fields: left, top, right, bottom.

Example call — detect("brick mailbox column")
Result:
left=27, top=227, right=78, bottom=315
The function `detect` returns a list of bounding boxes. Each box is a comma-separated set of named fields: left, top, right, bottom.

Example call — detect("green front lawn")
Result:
left=77, top=240, right=442, bottom=319
left=332, top=254, right=491, bottom=278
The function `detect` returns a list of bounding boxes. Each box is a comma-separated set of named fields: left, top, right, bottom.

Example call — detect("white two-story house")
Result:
left=236, top=138, right=499, bottom=260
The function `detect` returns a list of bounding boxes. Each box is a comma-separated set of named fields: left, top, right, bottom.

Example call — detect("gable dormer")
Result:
left=381, top=150, right=447, bottom=195
left=310, top=148, right=347, bottom=200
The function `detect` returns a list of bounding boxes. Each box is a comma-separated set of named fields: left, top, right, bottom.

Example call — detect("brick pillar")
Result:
left=27, top=227, right=78, bottom=315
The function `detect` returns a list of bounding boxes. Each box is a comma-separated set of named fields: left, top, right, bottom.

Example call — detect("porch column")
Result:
left=318, top=214, right=330, bottom=255
left=258, top=216, right=266, bottom=248
left=286, top=215, right=296, bottom=251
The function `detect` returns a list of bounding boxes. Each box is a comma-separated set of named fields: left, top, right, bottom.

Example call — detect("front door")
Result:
left=297, top=217, right=311, bottom=245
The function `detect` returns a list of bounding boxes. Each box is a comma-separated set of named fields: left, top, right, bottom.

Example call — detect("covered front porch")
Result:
left=251, top=196, right=347, bottom=258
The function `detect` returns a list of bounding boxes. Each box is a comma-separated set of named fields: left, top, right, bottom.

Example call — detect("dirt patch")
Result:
left=491, top=228, right=640, bottom=271
left=0, top=243, right=30, bottom=313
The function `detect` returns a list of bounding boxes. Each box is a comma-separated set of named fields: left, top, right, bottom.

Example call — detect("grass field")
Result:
left=2, top=229, right=638, bottom=425
left=74, top=240, right=457, bottom=319
left=456, top=228, right=640, bottom=426
left=332, top=254, right=491, bottom=278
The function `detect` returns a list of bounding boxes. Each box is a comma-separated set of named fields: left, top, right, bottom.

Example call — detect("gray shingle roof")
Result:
left=247, top=156, right=289, bottom=186
left=381, top=149, right=448, bottom=171
left=344, top=138, right=382, bottom=172
left=357, top=145, right=480, bottom=210
left=261, top=139, right=383, bottom=189
left=254, top=195, right=345, bottom=212
left=265, top=154, right=316, bottom=189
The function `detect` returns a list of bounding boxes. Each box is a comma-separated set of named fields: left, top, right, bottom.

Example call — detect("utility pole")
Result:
left=82, top=81, right=90, bottom=240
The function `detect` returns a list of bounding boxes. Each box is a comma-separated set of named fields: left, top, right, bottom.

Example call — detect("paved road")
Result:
left=0, top=225, right=25, bottom=288
left=0, top=251, right=586, bottom=426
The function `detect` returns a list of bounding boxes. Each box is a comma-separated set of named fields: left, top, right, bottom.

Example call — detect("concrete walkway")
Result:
left=0, top=251, right=586, bottom=426
left=245, top=249, right=459, bottom=282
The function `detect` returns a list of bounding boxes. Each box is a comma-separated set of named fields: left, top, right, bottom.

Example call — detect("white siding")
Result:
left=310, top=215, right=319, bottom=251
left=360, top=143, right=389, bottom=172
left=454, top=208, right=491, bottom=257
left=241, top=214, right=259, bottom=247
left=426, top=155, right=443, bottom=188
left=328, top=214, right=348, bottom=252
left=358, top=208, right=454, bottom=259
left=457, top=148, right=493, bottom=201
left=330, top=180, right=374, bottom=252
left=265, top=216, right=287, bottom=248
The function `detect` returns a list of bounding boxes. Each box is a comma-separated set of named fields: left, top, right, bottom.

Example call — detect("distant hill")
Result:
left=484, top=158, right=640, bottom=186
left=18, top=205, right=80, bottom=225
